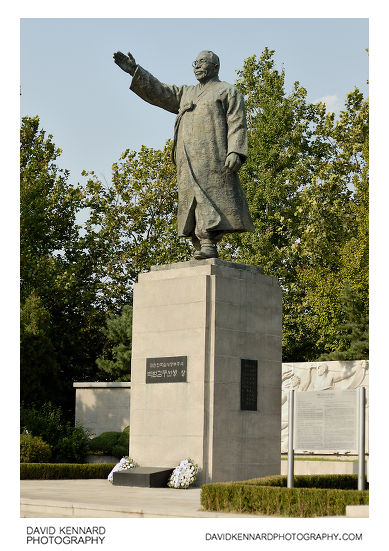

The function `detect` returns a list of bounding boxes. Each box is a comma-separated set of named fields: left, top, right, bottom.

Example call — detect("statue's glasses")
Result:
left=192, top=59, right=213, bottom=68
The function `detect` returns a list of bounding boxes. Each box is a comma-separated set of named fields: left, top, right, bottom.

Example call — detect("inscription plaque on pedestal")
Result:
left=146, top=356, right=187, bottom=383
left=294, top=390, right=358, bottom=451
left=240, top=359, right=258, bottom=411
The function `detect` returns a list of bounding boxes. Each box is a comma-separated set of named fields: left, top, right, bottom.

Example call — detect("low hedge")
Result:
left=20, top=463, right=115, bottom=480
left=201, top=475, right=369, bottom=517
left=242, top=474, right=369, bottom=490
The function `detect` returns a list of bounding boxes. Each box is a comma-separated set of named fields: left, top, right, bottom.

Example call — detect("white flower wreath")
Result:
left=107, top=456, right=138, bottom=482
left=168, top=458, right=199, bottom=489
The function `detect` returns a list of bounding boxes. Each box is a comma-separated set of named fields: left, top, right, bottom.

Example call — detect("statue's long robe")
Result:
left=130, top=66, right=254, bottom=237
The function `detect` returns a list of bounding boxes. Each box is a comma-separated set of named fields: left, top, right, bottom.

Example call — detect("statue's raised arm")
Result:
left=113, top=51, right=137, bottom=76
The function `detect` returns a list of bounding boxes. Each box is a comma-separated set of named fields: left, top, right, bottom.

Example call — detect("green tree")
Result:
left=82, top=140, right=190, bottom=301
left=96, top=305, right=133, bottom=381
left=20, top=116, right=83, bottom=303
left=20, top=292, right=60, bottom=404
left=20, top=116, right=109, bottom=411
left=296, top=89, right=369, bottom=359
left=318, top=282, right=368, bottom=361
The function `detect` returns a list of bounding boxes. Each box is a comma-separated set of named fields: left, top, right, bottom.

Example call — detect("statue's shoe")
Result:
left=194, top=246, right=218, bottom=260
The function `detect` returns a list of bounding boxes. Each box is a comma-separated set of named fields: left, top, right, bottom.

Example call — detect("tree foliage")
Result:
left=20, top=292, right=60, bottom=405
left=82, top=141, right=190, bottom=301
left=20, top=116, right=109, bottom=413
left=295, top=88, right=369, bottom=359
left=96, top=305, right=132, bottom=381
left=318, top=282, right=369, bottom=361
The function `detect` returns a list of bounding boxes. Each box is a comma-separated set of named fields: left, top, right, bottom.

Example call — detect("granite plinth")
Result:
left=130, top=259, right=282, bottom=484
left=112, top=467, right=174, bottom=488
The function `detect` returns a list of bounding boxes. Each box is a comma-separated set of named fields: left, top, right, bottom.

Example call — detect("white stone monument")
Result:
left=129, top=259, right=282, bottom=484
left=281, top=360, right=369, bottom=453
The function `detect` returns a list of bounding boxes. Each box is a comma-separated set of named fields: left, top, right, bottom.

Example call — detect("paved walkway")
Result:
left=20, top=480, right=261, bottom=518
left=21, top=480, right=367, bottom=518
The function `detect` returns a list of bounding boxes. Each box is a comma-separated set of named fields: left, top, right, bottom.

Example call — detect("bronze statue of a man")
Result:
left=113, top=50, right=254, bottom=259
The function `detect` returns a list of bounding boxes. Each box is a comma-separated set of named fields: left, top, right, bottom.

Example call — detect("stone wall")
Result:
left=73, top=382, right=131, bottom=436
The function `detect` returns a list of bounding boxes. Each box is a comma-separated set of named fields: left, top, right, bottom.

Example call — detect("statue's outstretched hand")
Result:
left=113, top=51, right=137, bottom=76
left=225, top=152, right=242, bottom=173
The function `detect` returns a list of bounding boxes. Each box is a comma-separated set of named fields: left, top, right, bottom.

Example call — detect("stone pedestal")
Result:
left=129, top=259, right=282, bottom=484
left=113, top=467, right=174, bottom=487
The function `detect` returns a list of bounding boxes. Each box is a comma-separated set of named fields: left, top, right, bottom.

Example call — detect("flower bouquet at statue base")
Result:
left=168, top=458, right=199, bottom=489
left=107, top=456, right=138, bottom=482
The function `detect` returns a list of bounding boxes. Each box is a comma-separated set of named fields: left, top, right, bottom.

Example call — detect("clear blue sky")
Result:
left=20, top=18, right=369, bottom=190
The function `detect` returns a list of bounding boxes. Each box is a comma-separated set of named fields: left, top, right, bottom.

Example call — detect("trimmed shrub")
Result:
left=111, top=427, right=130, bottom=458
left=88, top=432, right=121, bottom=455
left=241, top=474, right=368, bottom=490
left=201, top=475, right=369, bottom=517
left=111, top=444, right=128, bottom=458
left=118, top=426, right=129, bottom=446
left=20, top=433, right=52, bottom=463
left=88, top=427, right=129, bottom=458
left=20, top=463, right=115, bottom=480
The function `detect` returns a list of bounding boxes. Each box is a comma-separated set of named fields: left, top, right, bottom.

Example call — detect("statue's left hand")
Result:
left=225, top=152, right=242, bottom=172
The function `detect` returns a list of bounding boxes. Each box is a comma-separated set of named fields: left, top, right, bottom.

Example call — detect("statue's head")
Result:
left=192, top=51, right=220, bottom=82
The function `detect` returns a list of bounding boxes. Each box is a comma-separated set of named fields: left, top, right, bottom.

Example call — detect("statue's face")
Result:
left=193, top=51, right=218, bottom=82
